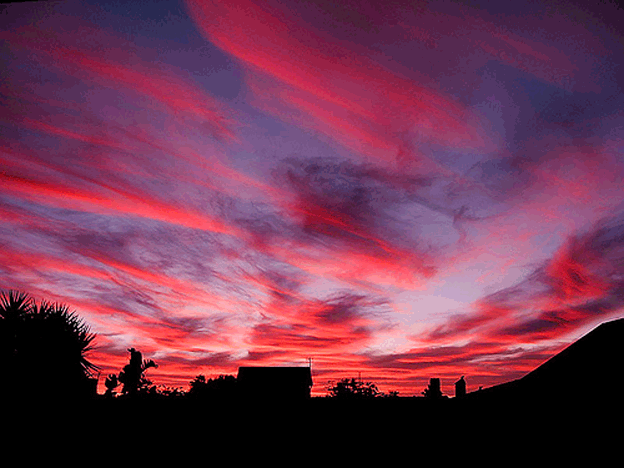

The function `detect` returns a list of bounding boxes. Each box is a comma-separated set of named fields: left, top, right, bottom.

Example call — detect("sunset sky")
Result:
left=2, top=0, right=624, bottom=397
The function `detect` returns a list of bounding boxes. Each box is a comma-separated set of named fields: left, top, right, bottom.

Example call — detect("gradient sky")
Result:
left=2, top=0, right=624, bottom=397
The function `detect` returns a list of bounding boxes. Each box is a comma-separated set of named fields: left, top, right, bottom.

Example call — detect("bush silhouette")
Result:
left=0, top=290, right=98, bottom=399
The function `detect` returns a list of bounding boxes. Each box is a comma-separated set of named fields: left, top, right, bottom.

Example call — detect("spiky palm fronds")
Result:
left=1, top=290, right=29, bottom=353
left=32, top=299, right=99, bottom=377
left=0, top=290, right=99, bottom=396
left=0, top=290, right=33, bottom=320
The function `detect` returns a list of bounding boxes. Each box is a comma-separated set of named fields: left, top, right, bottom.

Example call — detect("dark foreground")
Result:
left=7, top=395, right=619, bottom=465
left=8, top=393, right=615, bottom=442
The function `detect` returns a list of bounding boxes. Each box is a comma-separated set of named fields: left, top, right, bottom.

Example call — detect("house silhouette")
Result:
left=237, top=366, right=313, bottom=400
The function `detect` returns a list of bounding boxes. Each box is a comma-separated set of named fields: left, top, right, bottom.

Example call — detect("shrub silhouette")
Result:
left=104, top=373, right=119, bottom=398
left=0, top=290, right=98, bottom=399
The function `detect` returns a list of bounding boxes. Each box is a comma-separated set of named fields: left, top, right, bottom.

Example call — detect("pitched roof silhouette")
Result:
left=467, top=317, right=624, bottom=404
left=237, top=366, right=313, bottom=399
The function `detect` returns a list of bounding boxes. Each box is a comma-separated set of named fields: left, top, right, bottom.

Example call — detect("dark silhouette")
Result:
left=3, top=284, right=622, bottom=440
left=188, top=374, right=237, bottom=400
left=0, top=290, right=98, bottom=400
left=327, top=377, right=380, bottom=399
left=104, top=373, right=119, bottom=398
left=465, top=317, right=624, bottom=408
left=237, top=366, right=313, bottom=400
left=455, top=376, right=466, bottom=398
left=117, top=347, right=157, bottom=396
left=152, top=385, right=185, bottom=397
left=422, top=377, right=443, bottom=399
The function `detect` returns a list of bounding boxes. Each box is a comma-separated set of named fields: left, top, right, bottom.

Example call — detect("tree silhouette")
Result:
left=117, top=347, right=157, bottom=396
left=189, top=374, right=207, bottom=391
left=0, top=290, right=98, bottom=399
left=422, top=378, right=443, bottom=399
left=327, top=377, right=380, bottom=399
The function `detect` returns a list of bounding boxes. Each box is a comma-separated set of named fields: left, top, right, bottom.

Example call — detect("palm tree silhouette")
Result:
left=0, top=290, right=98, bottom=399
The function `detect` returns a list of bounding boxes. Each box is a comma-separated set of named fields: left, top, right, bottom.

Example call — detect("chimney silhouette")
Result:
left=455, top=376, right=466, bottom=398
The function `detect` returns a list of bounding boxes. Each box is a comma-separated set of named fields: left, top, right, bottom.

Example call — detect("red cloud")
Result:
left=422, top=215, right=624, bottom=350
left=243, top=292, right=388, bottom=373
left=361, top=338, right=565, bottom=396
left=185, top=0, right=490, bottom=166
left=0, top=146, right=241, bottom=236
left=543, top=237, right=610, bottom=305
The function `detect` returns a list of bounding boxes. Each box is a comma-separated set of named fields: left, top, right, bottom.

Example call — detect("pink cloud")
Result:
left=0, top=24, right=236, bottom=141
left=185, top=0, right=491, bottom=166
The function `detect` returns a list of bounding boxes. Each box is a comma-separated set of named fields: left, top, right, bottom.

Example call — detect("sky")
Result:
left=1, top=0, right=624, bottom=397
